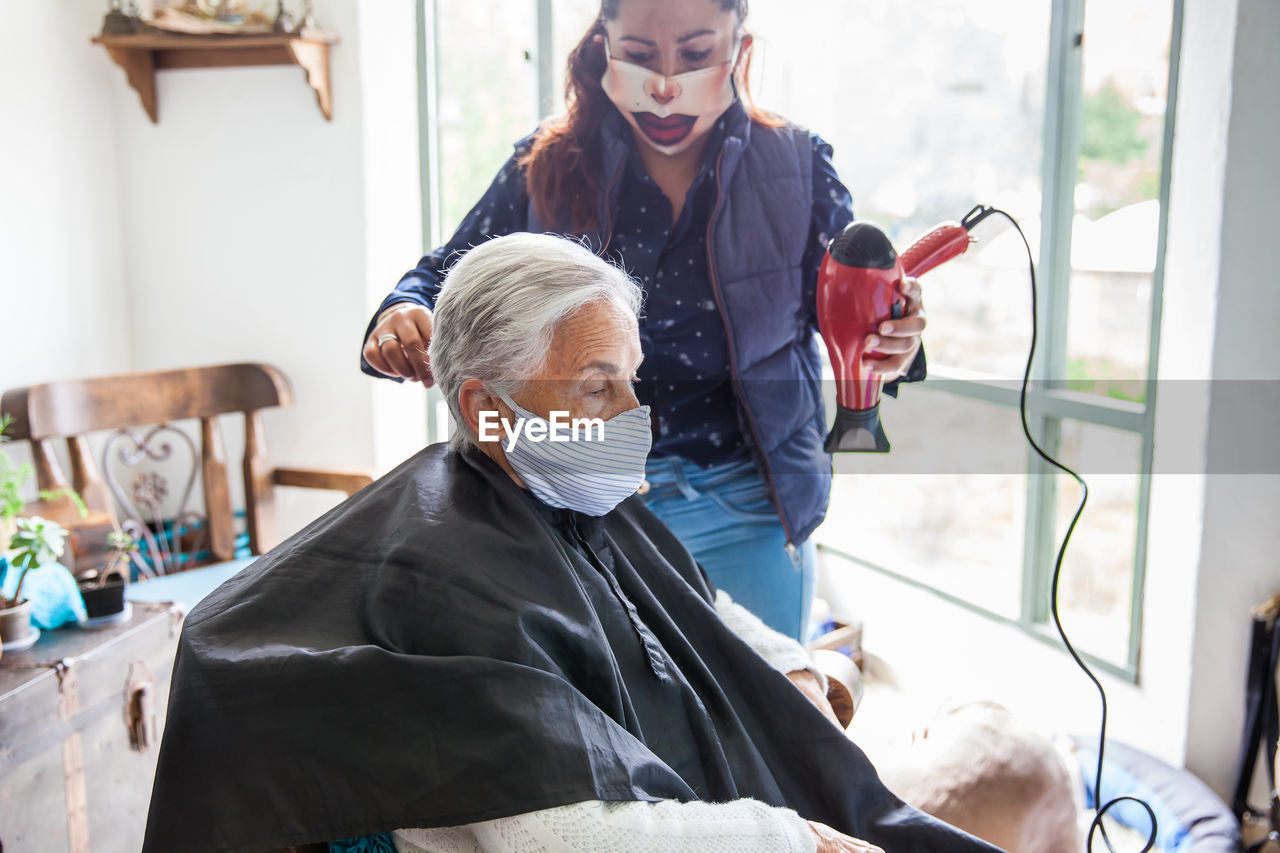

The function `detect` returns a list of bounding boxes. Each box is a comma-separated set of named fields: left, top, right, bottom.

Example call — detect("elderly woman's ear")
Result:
left=457, top=379, right=499, bottom=444
left=458, top=378, right=530, bottom=487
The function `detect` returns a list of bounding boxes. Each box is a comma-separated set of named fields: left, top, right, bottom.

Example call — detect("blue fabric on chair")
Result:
left=329, top=834, right=396, bottom=852
left=1071, top=735, right=1242, bottom=852
left=126, top=558, right=257, bottom=610
left=0, top=558, right=87, bottom=629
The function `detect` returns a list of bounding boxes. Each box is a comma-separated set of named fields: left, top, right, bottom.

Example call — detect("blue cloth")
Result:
left=0, top=557, right=87, bottom=629
left=641, top=456, right=817, bottom=642
left=329, top=834, right=395, bottom=853
left=1073, top=736, right=1243, bottom=853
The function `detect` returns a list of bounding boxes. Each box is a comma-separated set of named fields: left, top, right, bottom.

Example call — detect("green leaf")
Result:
left=37, top=488, right=88, bottom=518
left=9, top=515, right=69, bottom=570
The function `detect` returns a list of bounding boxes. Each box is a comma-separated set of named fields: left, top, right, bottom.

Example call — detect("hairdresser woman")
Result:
left=361, top=0, right=926, bottom=643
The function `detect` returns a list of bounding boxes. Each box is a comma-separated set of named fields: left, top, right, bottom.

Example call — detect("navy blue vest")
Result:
left=704, top=123, right=829, bottom=547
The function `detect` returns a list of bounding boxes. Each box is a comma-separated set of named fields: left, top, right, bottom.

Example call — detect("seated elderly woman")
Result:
left=143, top=234, right=999, bottom=853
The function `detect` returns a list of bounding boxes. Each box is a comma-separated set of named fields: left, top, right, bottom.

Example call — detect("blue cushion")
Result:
left=1071, top=735, right=1242, bottom=852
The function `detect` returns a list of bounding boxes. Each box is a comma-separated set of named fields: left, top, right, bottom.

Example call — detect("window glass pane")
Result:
left=436, top=0, right=539, bottom=230
left=551, top=0, right=600, bottom=113
left=747, top=0, right=1051, bottom=380
left=820, top=387, right=1029, bottom=618
left=1066, top=0, right=1172, bottom=398
left=1049, top=419, right=1142, bottom=663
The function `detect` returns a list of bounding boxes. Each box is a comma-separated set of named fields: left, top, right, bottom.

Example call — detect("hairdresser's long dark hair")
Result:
left=520, top=0, right=783, bottom=234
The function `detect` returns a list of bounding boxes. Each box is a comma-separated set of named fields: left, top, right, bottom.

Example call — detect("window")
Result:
left=429, top=0, right=540, bottom=236
left=746, top=0, right=1178, bottom=675
left=416, top=0, right=1180, bottom=676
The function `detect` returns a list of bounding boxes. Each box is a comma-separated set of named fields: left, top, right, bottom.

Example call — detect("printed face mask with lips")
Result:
left=601, top=38, right=740, bottom=156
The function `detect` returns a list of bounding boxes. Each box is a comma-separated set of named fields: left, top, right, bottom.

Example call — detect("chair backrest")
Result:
left=1, top=363, right=293, bottom=574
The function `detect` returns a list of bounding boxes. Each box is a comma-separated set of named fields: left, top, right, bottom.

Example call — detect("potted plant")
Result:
left=1, top=414, right=90, bottom=649
left=78, top=529, right=135, bottom=619
left=0, top=414, right=29, bottom=558
left=0, top=415, right=34, bottom=649
left=0, top=516, right=71, bottom=646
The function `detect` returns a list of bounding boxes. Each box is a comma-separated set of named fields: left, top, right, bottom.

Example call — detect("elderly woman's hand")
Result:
left=364, top=303, right=435, bottom=385
left=863, top=275, right=925, bottom=380
left=808, top=821, right=886, bottom=853
left=787, top=669, right=841, bottom=727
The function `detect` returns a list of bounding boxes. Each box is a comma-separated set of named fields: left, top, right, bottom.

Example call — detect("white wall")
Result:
left=1180, top=0, right=1280, bottom=799
left=2, top=0, right=425, bottom=532
left=824, top=0, right=1280, bottom=802
left=0, top=1, right=131, bottom=393
left=113, top=0, right=425, bottom=531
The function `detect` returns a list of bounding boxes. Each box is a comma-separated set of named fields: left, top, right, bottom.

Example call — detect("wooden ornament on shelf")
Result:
left=91, top=30, right=339, bottom=122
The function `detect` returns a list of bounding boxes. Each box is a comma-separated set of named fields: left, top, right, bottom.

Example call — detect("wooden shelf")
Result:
left=92, top=31, right=339, bottom=123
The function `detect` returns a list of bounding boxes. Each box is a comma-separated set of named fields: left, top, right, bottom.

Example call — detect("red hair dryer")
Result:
left=819, top=204, right=996, bottom=452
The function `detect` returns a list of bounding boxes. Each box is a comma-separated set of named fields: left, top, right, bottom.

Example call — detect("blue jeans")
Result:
left=640, top=456, right=817, bottom=643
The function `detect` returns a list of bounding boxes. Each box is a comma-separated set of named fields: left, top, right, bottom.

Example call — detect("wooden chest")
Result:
left=0, top=601, right=183, bottom=853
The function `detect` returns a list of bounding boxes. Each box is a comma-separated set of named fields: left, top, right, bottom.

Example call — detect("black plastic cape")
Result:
left=143, top=445, right=1000, bottom=853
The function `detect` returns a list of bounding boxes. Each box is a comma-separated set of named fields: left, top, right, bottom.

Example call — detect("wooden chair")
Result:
left=1, top=363, right=373, bottom=577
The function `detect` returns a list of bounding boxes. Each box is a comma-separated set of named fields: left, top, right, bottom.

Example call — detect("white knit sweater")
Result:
left=391, top=592, right=819, bottom=853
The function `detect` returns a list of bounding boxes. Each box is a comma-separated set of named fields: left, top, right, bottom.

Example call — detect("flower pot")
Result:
left=78, top=577, right=127, bottom=619
left=0, top=597, right=34, bottom=645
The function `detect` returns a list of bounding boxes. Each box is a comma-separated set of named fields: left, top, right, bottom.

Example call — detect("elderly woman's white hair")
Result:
left=429, top=232, right=643, bottom=450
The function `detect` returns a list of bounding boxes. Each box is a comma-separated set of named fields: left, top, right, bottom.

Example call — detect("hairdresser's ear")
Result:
left=730, top=33, right=752, bottom=83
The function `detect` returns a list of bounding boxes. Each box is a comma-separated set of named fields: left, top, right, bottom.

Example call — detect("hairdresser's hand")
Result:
left=787, top=669, right=841, bottom=727
left=364, top=303, right=435, bottom=385
left=808, top=821, right=885, bottom=853
left=864, top=275, right=925, bottom=380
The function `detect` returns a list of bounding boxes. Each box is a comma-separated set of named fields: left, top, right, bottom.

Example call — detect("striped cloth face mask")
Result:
left=497, top=393, right=652, bottom=516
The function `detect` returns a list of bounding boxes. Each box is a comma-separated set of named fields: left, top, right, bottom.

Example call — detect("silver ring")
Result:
left=377, top=334, right=400, bottom=346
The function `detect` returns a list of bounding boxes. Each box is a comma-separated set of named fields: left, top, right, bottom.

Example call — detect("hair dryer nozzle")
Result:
left=827, top=222, right=898, bottom=270
left=824, top=405, right=891, bottom=453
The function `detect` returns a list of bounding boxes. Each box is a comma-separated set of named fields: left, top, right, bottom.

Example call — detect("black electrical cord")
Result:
left=973, top=205, right=1159, bottom=853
